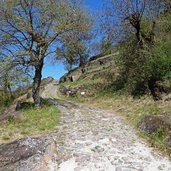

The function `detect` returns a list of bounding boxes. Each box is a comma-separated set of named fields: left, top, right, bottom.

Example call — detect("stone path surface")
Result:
left=42, top=82, right=171, bottom=171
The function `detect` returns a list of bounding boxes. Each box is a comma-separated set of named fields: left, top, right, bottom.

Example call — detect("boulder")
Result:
left=139, top=114, right=171, bottom=134
left=0, top=136, right=56, bottom=171
left=59, top=86, right=78, bottom=97
left=164, top=134, right=171, bottom=147
left=71, top=74, right=81, bottom=82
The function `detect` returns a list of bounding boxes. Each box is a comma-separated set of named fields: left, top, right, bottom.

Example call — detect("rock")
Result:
left=115, top=167, right=122, bottom=171
left=0, top=136, right=56, bottom=171
left=15, top=111, right=26, bottom=121
left=59, top=73, right=81, bottom=83
left=71, top=74, right=81, bottom=82
left=81, top=92, right=86, bottom=96
left=26, top=93, right=32, bottom=99
left=158, top=164, right=166, bottom=170
left=164, top=134, right=171, bottom=147
left=59, top=85, right=85, bottom=97
left=41, top=77, right=54, bottom=86
left=139, top=115, right=171, bottom=134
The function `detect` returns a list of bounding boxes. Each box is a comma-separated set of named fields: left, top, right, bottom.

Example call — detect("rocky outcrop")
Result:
left=59, top=85, right=94, bottom=98
left=59, top=73, right=82, bottom=84
left=139, top=114, right=171, bottom=146
left=139, top=115, right=171, bottom=134
left=0, top=97, right=27, bottom=123
left=0, top=136, right=56, bottom=171
left=59, top=86, right=79, bottom=97
left=59, top=53, right=117, bottom=84
left=41, top=77, right=54, bottom=87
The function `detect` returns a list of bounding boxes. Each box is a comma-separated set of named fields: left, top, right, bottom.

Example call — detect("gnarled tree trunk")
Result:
left=32, top=59, right=44, bottom=107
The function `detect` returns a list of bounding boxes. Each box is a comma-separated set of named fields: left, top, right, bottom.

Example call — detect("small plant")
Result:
left=2, top=134, right=10, bottom=141
left=151, top=128, right=169, bottom=144
left=8, top=116, right=18, bottom=124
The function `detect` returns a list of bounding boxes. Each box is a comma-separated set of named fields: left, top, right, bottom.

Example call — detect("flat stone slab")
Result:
left=0, top=136, right=56, bottom=171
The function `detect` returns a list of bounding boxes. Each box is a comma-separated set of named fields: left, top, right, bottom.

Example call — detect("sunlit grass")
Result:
left=0, top=100, right=60, bottom=143
left=61, top=78, right=103, bottom=87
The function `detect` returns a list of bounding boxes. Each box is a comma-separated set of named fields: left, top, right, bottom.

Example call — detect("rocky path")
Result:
left=48, top=99, right=171, bottom=171
left=39, top=81, right=171, bottom=171
left=2, top=81, right=171, bottom=171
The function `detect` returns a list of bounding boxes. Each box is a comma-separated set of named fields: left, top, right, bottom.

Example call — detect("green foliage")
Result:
left=0, top=90, right=12, bottom=108
left=151, top=128, right=169, bottom=144
left=151, top=40, right=171, bottom=79
left=149, top=14, right=171, bottom=80
left=114, top=14, right=171, bottom=96
left=0, top=59, right=31, bottom=109
left=100, top=38, right=113, bottom=53
left=61, top=78, right=102, bottom=87
left=56, top=8, right=93, bottom=71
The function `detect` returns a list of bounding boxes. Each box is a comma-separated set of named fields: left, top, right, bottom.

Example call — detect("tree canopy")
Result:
left=0, top=0, right=91, bottom=106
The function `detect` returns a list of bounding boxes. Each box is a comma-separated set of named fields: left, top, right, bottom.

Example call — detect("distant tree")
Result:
left=101, top=0, right=163, bottom=47
left=57, top=7, right=93, bottom=70
left=161, top=0, right=171, bottom=12
left=0, top=57, right=30, bottom=105
left=0, top=0, right=90, bottom=106
left=56, top=43, right=78, bottom=71
left=57, top=33, right=90, bottom=71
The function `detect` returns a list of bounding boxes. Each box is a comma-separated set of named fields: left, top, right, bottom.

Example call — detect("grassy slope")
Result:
left=0, top=100, right=60, bottom=144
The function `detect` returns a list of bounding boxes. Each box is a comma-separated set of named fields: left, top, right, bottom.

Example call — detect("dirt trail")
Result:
left=41, top=82, right=171, bottom=171
left=41, top=80, right=59, bottom=99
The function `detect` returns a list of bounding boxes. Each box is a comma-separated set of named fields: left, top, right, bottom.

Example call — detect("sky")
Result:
left=42, top=0, right=103, bottom=80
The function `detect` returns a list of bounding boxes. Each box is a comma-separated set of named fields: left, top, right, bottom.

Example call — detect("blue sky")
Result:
left=42, top=0, right=103, bottom=79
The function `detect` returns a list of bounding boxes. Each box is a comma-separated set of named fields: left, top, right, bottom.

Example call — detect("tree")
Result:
left=101, top=0, right=171, bottom=97
left=56, top=43, right=78, bottom=72
left=57, top=7, right=93, bottom=70
left=161, top=0, right=171, bottom=13
left=102, top=0, right=163, bottom=47
left=57, top=32, right=91, bottom=71
left=0, top=57, right=30, bottom=105
left=0, top=0, right=89, bottom=106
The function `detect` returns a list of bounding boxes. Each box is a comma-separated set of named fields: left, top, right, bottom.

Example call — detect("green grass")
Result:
left=61, top=78, right=103, bottom=87
left=0, top=100, right=60, bottom=143
left=151, top=128, right=169, bottom=144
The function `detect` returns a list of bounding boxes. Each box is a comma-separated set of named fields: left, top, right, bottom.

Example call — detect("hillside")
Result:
left=59, top=51, right=119, bottom=97
left=1, top=0, right=171, bottom=170
left=58, top=49, right=171, bottom=155
left=1, top=80, right=171, bottom=170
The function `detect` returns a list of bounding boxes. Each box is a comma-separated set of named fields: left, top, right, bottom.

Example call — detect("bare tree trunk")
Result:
left=7, top=85, right=14, bottom=100
left=79, top=55, right=85, bottom=67
left=32, top=59, right=44, bottom=107
left=136, top=24, right=143, bottom=48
